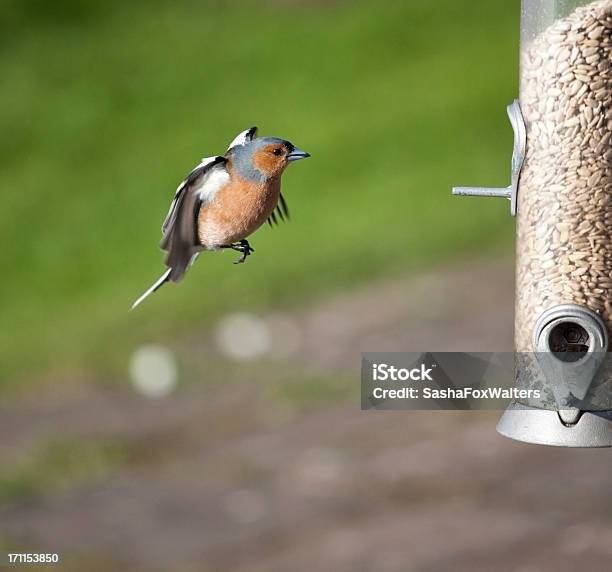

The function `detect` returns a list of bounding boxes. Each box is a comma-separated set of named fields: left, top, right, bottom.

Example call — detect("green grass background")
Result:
left=0, top=0, right=518, bottom=387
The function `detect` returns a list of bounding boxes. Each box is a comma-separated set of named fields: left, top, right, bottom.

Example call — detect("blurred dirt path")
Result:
left=2, top=259, right=611, bottom=572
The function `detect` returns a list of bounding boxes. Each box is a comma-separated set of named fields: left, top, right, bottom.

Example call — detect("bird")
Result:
left=132, top=127, right=310, bottom=309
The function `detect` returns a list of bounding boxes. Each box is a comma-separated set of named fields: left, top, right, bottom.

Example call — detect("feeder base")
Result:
left=497, top=403, right=612, bottom=448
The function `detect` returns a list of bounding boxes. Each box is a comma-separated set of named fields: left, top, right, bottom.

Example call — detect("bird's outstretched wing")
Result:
left=160, top=155, right=229, bottom=283
left=132, top=152, right=235, bottom=310
left=226, top=126, right=258, bottom=152
left=267, top=192, right=290, bottom=227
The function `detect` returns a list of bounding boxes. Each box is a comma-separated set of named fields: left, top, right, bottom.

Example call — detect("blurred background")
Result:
left=1, top=0, right=611, bottom=570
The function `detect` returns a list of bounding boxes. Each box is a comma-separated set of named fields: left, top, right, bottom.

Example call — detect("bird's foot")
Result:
left=222, top=240, right=255, bottom=264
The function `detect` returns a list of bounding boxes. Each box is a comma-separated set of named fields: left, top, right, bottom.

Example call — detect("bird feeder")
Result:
left=453, top=0, right=612, bottom=446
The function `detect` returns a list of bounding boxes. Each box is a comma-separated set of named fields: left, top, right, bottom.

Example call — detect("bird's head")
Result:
left=229, top=136, right=310, bottom=181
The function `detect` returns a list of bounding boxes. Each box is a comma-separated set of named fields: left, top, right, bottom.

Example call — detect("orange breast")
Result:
left=197, top=174, right=281, bottom=248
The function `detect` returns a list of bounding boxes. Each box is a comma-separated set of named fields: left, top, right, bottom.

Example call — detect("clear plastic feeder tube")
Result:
left=515, top=0, right=612, bottom=353
left=520, top=0, right=604, bottom=43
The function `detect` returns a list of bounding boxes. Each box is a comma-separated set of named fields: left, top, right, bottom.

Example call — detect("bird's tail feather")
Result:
left=131, top=269, right=172, bottom=310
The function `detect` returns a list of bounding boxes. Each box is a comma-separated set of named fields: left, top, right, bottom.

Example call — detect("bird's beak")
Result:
left=287, top=148, right=311, bottom=162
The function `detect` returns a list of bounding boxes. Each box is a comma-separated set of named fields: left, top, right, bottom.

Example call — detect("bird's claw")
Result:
left=224, top=240, right=254, bottom=264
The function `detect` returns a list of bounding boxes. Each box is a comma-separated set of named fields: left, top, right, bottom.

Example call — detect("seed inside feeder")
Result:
left=515, top=0, right=612, bottom=352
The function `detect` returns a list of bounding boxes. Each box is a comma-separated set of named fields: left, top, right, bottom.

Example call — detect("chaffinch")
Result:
left=132, top=127, right=310, bottom=309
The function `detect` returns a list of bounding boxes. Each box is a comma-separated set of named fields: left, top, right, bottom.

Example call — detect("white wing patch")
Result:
left=162, top=156, right=223, bottom=231
left=196, top=156, right=223, bottom=171
left=176, top=156, right=219, bottom=195
left=226, top=126, right=258, bottom=152
left=195, top=168, right=230, bottom=203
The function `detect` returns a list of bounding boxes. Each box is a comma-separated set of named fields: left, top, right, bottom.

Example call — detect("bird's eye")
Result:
left=272, top=148, right=283, bottom=156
